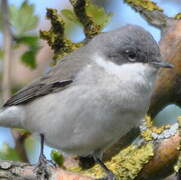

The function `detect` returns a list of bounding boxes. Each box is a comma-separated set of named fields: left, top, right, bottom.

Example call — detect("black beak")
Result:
left=150, top=60, right=174, bottom=69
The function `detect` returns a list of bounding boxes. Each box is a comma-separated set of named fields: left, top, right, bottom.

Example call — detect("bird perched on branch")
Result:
left=0, top=25, right=172, bottom=180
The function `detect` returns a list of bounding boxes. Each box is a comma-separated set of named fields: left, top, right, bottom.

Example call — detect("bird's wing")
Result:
left=3, top=80, right=73, bottom=107
left=3, top=48, right=90, bottom=107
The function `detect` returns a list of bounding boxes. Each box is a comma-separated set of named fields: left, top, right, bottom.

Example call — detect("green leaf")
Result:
left=86, top=1, right=112, bottom=28
left=51, top=150, right=64, bottom=167
left=15, top=35, right=39, bottom=47
left=61, top=9, right=79, bottom=24
left=15, top=35, right=39, bottom=69
left=10, top=1, right=38, bottom=35
left=21, top=47, right=38, bottom=69
left=0, top=143, right=21, bottom=161
left=0, top=49, right=4, bottom=59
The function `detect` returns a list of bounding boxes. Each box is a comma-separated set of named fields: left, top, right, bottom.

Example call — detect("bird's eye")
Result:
left=125, top=50, right=136, bottom=62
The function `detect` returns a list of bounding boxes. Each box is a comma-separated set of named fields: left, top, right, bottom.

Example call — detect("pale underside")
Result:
left=0, top=54, right=156, bottom=157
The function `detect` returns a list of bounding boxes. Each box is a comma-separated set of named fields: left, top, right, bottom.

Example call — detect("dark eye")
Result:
left=125, top=50, right=137, bottom=62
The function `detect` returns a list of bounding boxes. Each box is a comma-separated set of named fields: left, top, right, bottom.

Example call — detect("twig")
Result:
left=40, top=8, right=82, bottom=61
left=0, top=160, right=93, bottom=180
left=1, top=0, right=11, bottom=101
left=70, top=0, right=101, bottom=39
left=133, top=7, right=168, bottom=29
left=1, top=0, right=29, bottom=162
left=124, top=0, right=168, bottom=29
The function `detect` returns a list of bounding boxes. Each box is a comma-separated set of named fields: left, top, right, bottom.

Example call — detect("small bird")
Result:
left=0, top=25, right=172, bottom=180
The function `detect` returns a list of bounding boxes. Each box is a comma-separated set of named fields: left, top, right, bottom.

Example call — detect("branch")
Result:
left=148, top=20, right=181, bottom=117
left=0, top=160, right=93, bottom=180
left=40, top=8, right=82, bottom=61
left=139, top=132, right=179, bottom=179
left=124, top=0, right=168, bottom=29
left=1, top=0, right=29, bottom=163
left=70, top=0, right=101, bottom=39
left=1, top=0, right=12, bottom=101
left=123, top=2, right=181, bottom=176
left=0, top=129, right=179, bottom=180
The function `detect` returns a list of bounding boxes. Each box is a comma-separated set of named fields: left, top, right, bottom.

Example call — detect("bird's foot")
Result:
left=34, top=154, right=56, bottom=180
left=96, top=172, right=116, bottom=180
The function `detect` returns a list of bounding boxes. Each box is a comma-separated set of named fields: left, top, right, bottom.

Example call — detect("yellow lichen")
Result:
left=40, top=8, right=83, bottom=61
left=175, top=13, right=181, bottom=20
left=175, top=116, right=181, bottom=173
left=70, top=0, right=102, bottom=38
left=68, top=143, right=154, bottom=179
left=40, top=0, right=111, bottom=60
left=125, top=0, right=163, bottom=12
left=141, top=129, right=153, bottom=141
left=141, top=115, right=170, bottom=141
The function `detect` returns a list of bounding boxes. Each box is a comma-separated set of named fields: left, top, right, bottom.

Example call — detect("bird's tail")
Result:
left=0, top=106, right=23, bottom=128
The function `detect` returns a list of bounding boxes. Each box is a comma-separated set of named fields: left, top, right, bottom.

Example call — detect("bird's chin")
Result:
left=151, top=65, right=159, bottom=72
left=145, top=64, right=159, bottom=76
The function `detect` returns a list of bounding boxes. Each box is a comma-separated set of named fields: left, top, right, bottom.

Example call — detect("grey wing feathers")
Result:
left=3, top=45, right=90, bottom=107
left=3, top=80, right=73, bottom=107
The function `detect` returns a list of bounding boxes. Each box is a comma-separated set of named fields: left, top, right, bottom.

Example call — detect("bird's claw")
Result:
left=34, top=154, right=56, bottom=180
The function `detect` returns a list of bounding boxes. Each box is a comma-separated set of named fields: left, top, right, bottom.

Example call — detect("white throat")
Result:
left=94, top=53, right=157, bottom=88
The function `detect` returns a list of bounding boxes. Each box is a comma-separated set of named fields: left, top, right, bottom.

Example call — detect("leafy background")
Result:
left=0, top=0, right=181, bottom=168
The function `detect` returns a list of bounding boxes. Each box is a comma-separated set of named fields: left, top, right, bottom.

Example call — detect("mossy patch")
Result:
left=175, top=116, right=181, bottom=173
left=175, top=13, right=181, bottom=20
left=68, top=143, right=154, bottom=179
left=40, top=8, right=82, bottom=62
left=141, top=116, right=170, bottom=141
left=125, top=0, right=163, bottom=12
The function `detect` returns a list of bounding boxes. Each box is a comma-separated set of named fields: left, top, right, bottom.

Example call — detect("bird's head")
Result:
left=89, top=25, right=173, bottom=72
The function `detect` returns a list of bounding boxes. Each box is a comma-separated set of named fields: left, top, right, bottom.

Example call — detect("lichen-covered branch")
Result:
left=124, top=0, right=168, bottom=29
left=40, top=8, right=82, bottom=61
left=40, top=0, right=110, bottom=61
left=139, top=132, right=179, bottom=179
left=124, top=1, right=181, bottom=177
left=0, top=129, right=179, bottom=180
left=175, top=13, right=181, bottom=20
left=174, top=117, right=181, bottom=179
left=0, top=160, right=36, bottom=179
left=0, top=160, right=93, bottom=180
left=148, top=20, right=181, bottom=117
left=70, top=0, right=102, bottom=39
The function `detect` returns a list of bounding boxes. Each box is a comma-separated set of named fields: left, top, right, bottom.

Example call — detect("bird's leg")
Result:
left=37, top=134, right=56, bottom=166
left=34, top=134, right=50, bottom=179
left=34, top=134, right=56, bottom=180
left=93, top=155, right=116, bottom=180
left=38, top=133, right=47, bottom=165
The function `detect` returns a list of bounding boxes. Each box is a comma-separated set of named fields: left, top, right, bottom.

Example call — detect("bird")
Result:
left=0, top=25, right=173, bottom=180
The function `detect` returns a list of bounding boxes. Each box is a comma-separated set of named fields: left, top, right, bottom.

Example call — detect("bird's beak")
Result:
left=150, top=60, right=174, bottom=69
